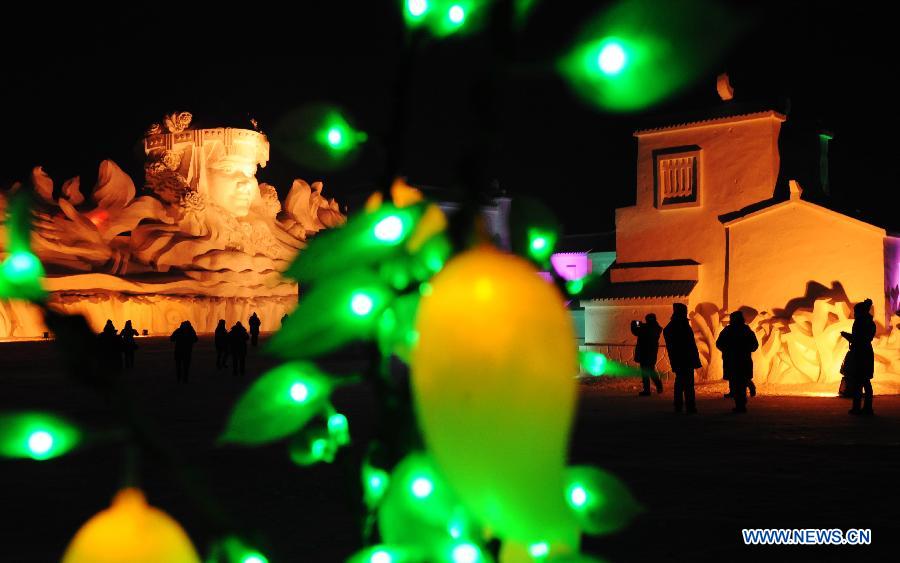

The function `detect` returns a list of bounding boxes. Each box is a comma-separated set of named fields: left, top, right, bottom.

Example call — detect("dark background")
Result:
left=2, top=1, right=896, bottom=234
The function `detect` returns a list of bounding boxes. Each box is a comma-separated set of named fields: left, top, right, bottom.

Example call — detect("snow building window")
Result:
left=654, top=147, right=701, bottom=208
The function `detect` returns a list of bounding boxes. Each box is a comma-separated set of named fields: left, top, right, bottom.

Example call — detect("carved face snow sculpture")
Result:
left=143, top=112, right=270, bottom=219
left=205, top=155, right=259, bottom=217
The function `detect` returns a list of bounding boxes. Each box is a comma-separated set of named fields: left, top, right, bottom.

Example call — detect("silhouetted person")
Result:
left=248, top=312, right=261, bottom=347
left=281, top=313, right=289, bottom=327
left=170, top=321, right=198, bottom=382
left=663, top=303, right=702, bottom=414
left=724, top=378, right=756, bottom=399
left=842, top=299, right=876, bottom=415
left=631, top=314, right=663, bottom=396
left=96, top=320, right=123, bottom=377
left=716, top=311, right=759, bottom=413
left=214, top=319, right=229, bottom=369
left=120, top=320, right=139, bottom=369
left=229, top=322, right=250, bottom=376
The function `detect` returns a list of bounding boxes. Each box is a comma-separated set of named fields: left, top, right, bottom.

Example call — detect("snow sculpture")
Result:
left=0, top=112, right=345, bottom=337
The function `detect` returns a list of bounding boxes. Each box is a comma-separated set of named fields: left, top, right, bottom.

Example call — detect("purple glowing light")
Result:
left=550, top=252, right=591, bottom=281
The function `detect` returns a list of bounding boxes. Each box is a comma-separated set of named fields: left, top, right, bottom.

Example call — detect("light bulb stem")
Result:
left=123, top=441, right=140, bottom=489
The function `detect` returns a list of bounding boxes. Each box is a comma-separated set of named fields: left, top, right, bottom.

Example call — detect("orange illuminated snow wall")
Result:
left=583, top=110, right=900, bottom=394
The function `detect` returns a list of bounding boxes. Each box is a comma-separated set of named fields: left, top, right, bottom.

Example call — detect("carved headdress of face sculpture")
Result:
left=143, top=112, right=269, bottom=218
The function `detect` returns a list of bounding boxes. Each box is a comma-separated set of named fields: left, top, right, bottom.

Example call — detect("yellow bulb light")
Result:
left=62, top=488, right=200, bottom=563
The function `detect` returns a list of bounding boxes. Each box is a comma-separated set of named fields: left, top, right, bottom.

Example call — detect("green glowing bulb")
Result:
left=351, top=293, right=374, bottom=316
left=210, top=537, right=270, bottom=563
left=327, top=412, right=350, bottom=445
left=529, top=542, right=549, bottom=557
left=363, top=465, right=390, bottom=507
left=11, top=253, right=36, bottom=272
left=526, top=228, right=556, bottom=262
left=451, top=543, right=479, bottom=563
left=327, top=127, right=343, bottom=146
left=408, top=0, right=428, bottom=17
left=374, top=215, right=404, bottom=242
left=598, top=42, right=627, bottom=75
left=411, top=477, right=433, bottom=498
left=370, top=550, right=392, bottom=563
left=1, top=412, right=80, bottom=460
left=290, top=382, right=309, bottom=403
left=580, top=351, right=608, bottom=376
left=569, top=485, right=588, bottom=508
left=27, top=431, right=53, bottom=456
left=311, top=438, right=329, bottom=460
left=566, top=278, right=585, bottom=295
left=449, top=524, right=462, bottom=539
left=448, top=4, right=465, bottom=24
left=2, top=251, right=43, bottom=285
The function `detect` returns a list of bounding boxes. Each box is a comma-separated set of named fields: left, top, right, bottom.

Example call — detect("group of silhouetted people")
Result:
left=177, top=313, right=264, bottom=379
left=631, top=298, right=878, bottom=416
left=94, top=312, right=270, bottom=382
left=214, top=319, right=251, bottom=377
left=96, top=320, right=140, bottom=376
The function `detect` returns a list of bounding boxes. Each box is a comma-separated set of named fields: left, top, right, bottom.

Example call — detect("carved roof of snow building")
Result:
left=719, top=197, right=886, bottom=235
left=634, top=101, right=788, bottom=136
left=582, top=280, right=697, bottom=302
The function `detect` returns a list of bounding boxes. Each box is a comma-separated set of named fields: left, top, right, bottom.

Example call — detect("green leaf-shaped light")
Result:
left=0, top=411, right=81, bottom=460
left=347, top=544, right=417, bottom=563
left=1, top=190, right=46, bottom=301
left=378, top=452, right=475, bottom=557
left=363, top=461, right=392, bottom=508
left=285, top=203, right=426, bottom=283
left=559, top=0, right=742, bottom=112
left=288, top=424, right=338, bottom=466
left=402, top=0, right=490, bottom=38
left=578, top=350, right=642, bottom=377
left=271, top=103, right=367, bottom=172
left=508, top=197, right=560, bottom=269
left=268, top=270, right=393, bottom=359
left=205, top=535, right=269, bottom=563
left=219, top=362, right=337, bottom=445
left=377, top=292, right=421, bottom=363
left=564, top=465, right=642, bottom=535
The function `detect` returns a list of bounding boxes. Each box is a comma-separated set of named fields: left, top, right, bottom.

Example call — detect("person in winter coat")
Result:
left=170, top=320, right=199, bottom=382
left=229, top=322, right=250, bottom=376
left=248, top=312, right=261, bottom=347
left=214, top=319, right=229, bottom=369
left=120, top=320, right=139, bottom=369
left=716, top=311, right=759, bottom=413
left=842, top=298, right=876, bottom=415
left=663, top=303, right=702, bottom=414
left=631, top=313, right=663, bottom=396
left=97, top=320, right=123, bottom=377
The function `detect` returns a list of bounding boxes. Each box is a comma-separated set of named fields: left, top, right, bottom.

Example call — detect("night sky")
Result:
left=2, top=2, right=896, bottom=236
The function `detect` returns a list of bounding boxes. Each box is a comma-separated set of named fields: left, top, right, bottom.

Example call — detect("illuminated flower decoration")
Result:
left=258, top=184, right=282, bottom=217
left=161, top=150, right=182, bottom=171
left=145, top=161, right=189, bottom=205
left=163, top=111, right=193, bottom=133
left=145, top=123, right=162, bottom=135
left=178, top=190, right=206, bottom=214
